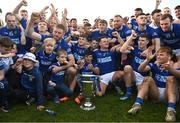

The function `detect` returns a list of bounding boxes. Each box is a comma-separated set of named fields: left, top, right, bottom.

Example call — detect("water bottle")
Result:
left=45, top=109, right=57, bottom=116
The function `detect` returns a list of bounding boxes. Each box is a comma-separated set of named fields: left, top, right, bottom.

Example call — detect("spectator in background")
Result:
left=145, top=13, right=151, bottom=25
left=163, top=7, right=172, bottom=15
left=174, top=5, right=180, bottom=24
left=0, top=8, right=4, bottom=27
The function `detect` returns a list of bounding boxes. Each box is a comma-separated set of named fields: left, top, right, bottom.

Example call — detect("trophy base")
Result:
left=80, top=102, right=95, bottom=111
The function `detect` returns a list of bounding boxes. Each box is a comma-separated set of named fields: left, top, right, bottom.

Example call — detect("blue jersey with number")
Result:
left=131, top=47, right=149, bottom=76
left=93, top=49, right=118, bottom=75
left=149, top=63, right=170, bottom=88
left=0, top=26, right=21, bottom=44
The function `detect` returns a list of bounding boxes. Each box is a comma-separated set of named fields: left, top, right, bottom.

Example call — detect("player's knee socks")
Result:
left=135, top=97, right=143, bottom=105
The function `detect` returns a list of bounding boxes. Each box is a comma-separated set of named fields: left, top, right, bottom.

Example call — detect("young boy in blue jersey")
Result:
left=47, top=49, right=74, bottom=103
left=14, top=52, right=45, bottom=111
left=0, top=63, right=9, bottom=112
left=93, top=36, right=124, bottom=96
left=75, top=50, right=100, bottom=104
left=128, top=47, right=179, bottom=122
left=36, top=38, right=56, bottom=95
left=120, top=32, right=150, bottom=100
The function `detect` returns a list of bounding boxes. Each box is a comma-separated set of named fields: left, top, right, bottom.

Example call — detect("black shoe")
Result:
left=25, top=97, right=35, bottom=106
left=1, top=105, right=9, bottom=113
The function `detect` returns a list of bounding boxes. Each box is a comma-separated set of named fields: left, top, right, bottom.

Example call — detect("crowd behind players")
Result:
left=0, top=0, right=180, bottom=122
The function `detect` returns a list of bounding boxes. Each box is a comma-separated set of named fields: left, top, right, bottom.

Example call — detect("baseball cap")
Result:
left=23, top=52, right=38, bottom=63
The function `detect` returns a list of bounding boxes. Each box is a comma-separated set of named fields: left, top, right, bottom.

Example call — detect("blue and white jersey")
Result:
left=0, top=26, right=21, bottom=45
left=93, top=49, right=118, bottom=75
left=133, top=25, right=158, bottom=46
left=80, top=63, right=98, bottom=75
left=111, top=25, right=131, bottom=41
left=71, top=44, right=88, bottom=62
left=49, top=62, right=65, bottom=85
left=149, top=63, right=170, bottom=88
left=91, top=29, right=112, bottom=40
left=37, top=50, right=56, bottom=72
left=155, top=24, right=180, bottom=50
left=0, top=57, right=13, bottom=72
left=54, top=38, right=72, bottom=55
left=131, top=47, right=149, bottom=76
left=130, top=18, right=138, bottom=30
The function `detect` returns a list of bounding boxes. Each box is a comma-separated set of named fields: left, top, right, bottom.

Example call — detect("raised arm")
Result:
left=138, top=48, right=154, bottom=72
left=61, top=8, right=68, bottom=33
left=120, top=30, right=136, bottom=53
left=12, top=0, right=28, bottom=21
left=161, top=61, right=180, bottom=79
left=155, top=0, right=161, bottom=9
left=19, top=24, right=26, bottom=45
left=26, top=12, right=42, bottom=41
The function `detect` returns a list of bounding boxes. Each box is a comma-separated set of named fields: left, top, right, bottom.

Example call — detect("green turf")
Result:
left=0, top=90, right=179, bottom=122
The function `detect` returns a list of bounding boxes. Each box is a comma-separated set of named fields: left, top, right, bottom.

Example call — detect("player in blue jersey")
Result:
left=111, top=15, right=131, bottom=66
left=155, top=14, right=180, bottom=64
left=130, top=8, right=143, bottom=30
left=112, top=15, right=131, bottom=42
left=12, top=0, right=28, bottom=29
left=47, top=49, right=74, bottom=103
left=120, top=32, right=150, bottom=100
left=0, top=13, right=26, bottom=56
left=93, top=36, right=124, bottom=96
left=71, top=34, right=89, bottom=63
left=128, top=47, right=179, bottom=122
left=149, top=9, right=162, bottom=29
left=36, top=38, right=56, bottom=95
left=91, top=19, right=112, bottom=41
left=132, top=13, right=159, bottom=51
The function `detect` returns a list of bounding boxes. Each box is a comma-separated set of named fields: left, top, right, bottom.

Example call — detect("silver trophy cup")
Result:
left=80, top=74, right=98, bottom=111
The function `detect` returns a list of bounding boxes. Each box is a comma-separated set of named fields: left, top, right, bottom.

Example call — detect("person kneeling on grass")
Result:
left=47, top=49, right=76, bottom=103
left=128, top=47, right=179, bottom=122
left=14, top=52, right=45, bottom=111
